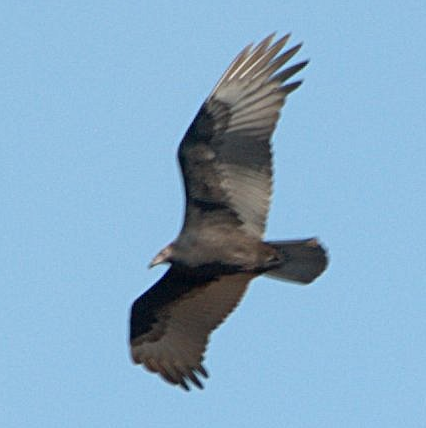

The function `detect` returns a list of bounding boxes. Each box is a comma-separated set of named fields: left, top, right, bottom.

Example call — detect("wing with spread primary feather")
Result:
left=178, top=33, right=308, bottom=238
left=130, top=267, right=254, bottom=390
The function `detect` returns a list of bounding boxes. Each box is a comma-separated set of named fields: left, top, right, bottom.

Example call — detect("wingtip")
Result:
left=179, top=379, right=190, bottom=391
left=262, top=32, right=292, bottom=56
left=277, top=32, right=291, bottom=44
left=196, top=363, right=209, bottom=378
left=261, top=32, right=277, bottom=47
left=281, top=80, right=304, bottom=94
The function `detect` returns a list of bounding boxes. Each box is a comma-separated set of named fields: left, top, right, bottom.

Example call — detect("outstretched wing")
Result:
left=130, top=267, right=253, bottom=390
left=178, top=34, right=308, bottom=238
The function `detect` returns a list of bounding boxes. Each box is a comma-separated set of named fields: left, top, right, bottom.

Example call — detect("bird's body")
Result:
left=172, top=224, right=278, bottom=270
left=129, top=33, right=328, bottom=390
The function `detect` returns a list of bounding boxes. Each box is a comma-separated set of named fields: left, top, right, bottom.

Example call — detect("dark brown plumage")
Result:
left=130, top=33, right=328, bottom=391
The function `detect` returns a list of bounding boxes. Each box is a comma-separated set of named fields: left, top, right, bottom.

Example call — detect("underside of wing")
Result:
left=130, top=267, right=253, bottom=390
left=179, top=34, right=308, bottom=238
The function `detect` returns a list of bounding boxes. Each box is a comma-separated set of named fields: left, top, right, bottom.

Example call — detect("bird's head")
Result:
left=149, top=244, right=174, bottom=268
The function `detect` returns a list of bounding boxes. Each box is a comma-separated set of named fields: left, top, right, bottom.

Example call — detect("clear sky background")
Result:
left=2, top=2, right=426, bottom=427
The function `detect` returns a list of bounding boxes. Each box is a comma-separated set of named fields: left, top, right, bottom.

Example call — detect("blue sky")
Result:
left=2, top=2, right=426, bottom=427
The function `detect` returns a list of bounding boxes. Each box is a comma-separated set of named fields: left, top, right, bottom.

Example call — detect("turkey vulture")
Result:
left=130, top=33, right=328, bottom=390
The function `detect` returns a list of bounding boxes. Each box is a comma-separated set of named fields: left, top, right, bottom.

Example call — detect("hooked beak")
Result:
left=148, top=245, right=172, bottom=268
left=148, top=253, right=164, bottom=269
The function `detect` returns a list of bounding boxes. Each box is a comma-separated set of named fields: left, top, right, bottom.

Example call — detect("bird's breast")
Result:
left=174, top=229, right=266, bottom=270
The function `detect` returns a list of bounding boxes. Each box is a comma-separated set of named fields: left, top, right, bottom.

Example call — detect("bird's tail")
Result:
left=265, top=238, right=328, bottom=284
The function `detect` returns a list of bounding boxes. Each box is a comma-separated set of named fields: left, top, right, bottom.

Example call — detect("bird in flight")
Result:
left=130, top=33, right=328, bottom=391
